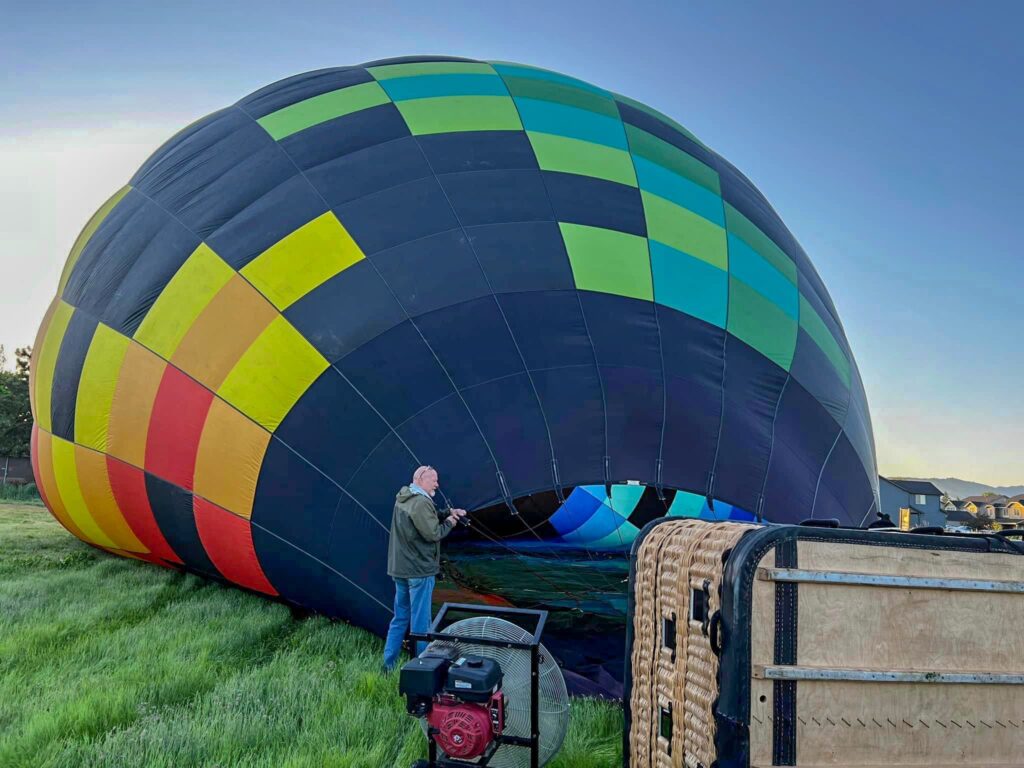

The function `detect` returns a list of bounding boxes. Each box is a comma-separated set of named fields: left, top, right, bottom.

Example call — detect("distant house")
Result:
left=1005, top=495, right=1024, bottom=520
left=879, top=477, right=944, bottom=528
left=956, top=495, right=1023, bottom=530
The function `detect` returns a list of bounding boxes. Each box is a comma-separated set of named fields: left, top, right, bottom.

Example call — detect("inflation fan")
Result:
left=399, top=604, right=570, bottom=768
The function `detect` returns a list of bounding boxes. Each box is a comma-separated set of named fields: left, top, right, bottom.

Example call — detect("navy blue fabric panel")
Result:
left=601, top=366, right=662, bottom=485
left=578, top=292, right=661, bottom=371
left=208, top=174, right=327, bottom=270
left=461, top=373, right=552, bottom=497
left=335, top=321, right=453, bottom=426
left=49, top=311, right=98, bottom=441
left=63, top=191, right=157, bottom=311
left=285, top=259, right=406, bottom=363
left=324, top=493, right=393, bottom=635
left=498, top=291, right=594, bottom=370
left=790, top=329, right=849, bottom=425
left=844, top=366, right=877, bottom=482
left=371, top=230, right=491, bottom=317
left=415, top=297, right=524, bottom=390
left=145, top=474, right=219, bottom=577
left=813, top=432, right=875, bottom=524
left=344, top=431, right=419, bottom=526
left=418, top=131, right=539, bottom=174
left=615, top=101, right=716, bottom=169
left=275, top=368, right=391, bottom=487
left=362, top=55, right=480, bottom=67
left=251, top=438, right=342, bottom=559
left=717, top=156, right=840, bottom=326
left=799, top=273, right=851, bottom=358
left=543, top=171, right=647, bottom=237
left=336, top=175, right=458, bottom=255
left=238, top=67, right=374, bottom=119
left=437, top=170, right=552, bottom=226
left=101, top=214, right=201, bottom=337
left=714, top=337, right=788, bottom=512
left=304, top=135, right=431, bottom=208
left=467, top=222, right=574, bottom=293
left=657, top=309, right=726, bottom=494
left=396, top=395, right=501, bottom=511
left=530, top=366, right=605, bottom=487
left=129, top=108, right=234, bottom=187
left=280, top=104, right=412, bottom=173
left=761, top=378, right=842, bottom=521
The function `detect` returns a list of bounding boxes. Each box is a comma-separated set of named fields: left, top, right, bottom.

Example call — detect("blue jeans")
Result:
left=383, top=575, right=435, bottom=670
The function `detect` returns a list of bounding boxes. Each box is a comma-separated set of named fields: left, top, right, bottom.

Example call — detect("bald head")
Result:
left=412, top=466, right=439, bottom=496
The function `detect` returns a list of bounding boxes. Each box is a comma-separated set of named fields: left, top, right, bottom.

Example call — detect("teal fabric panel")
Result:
left=650, top=239, right=727, bottom=328
left=633, top=156, right=725, bottom=226
left=514, top=97, right=628, bottom=150
left=728, top=233, right=799, bottom=319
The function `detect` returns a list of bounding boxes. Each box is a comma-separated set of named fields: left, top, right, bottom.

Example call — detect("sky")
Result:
left=1, top=0, right=1021, bottom=484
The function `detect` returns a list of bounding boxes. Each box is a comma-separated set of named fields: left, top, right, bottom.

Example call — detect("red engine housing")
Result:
left=426, top=692, right=505, bottom=759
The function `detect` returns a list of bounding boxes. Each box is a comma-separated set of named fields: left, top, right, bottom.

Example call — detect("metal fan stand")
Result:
left=408, top=603, right=549, bottom=768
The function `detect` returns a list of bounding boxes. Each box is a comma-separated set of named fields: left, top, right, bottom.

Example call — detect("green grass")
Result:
left=0, top=504, right=623, bottom=767
left=0, top=482, right=42, bottom=504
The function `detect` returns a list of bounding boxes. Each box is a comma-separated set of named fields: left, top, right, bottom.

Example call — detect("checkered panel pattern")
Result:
left=33, top=57, right=877, bottom=642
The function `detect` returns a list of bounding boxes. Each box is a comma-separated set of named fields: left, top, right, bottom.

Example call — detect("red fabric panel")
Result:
left=106, top=456, right=183, bottom=564
left=144, top=366, right=214, bottom=490
left=193, top=496, right=277, bottom=595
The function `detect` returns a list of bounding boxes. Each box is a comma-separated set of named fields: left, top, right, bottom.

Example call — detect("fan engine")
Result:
left=399, top=604, right=569, bottom=768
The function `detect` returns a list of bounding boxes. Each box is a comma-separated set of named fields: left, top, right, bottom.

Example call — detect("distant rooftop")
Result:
left=883, top=477, right=943, bottom=497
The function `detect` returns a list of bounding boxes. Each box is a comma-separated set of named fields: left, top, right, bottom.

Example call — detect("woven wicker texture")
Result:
left=630, top=520, right=759, bottom=768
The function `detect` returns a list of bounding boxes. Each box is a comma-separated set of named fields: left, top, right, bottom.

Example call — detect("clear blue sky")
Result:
left=1, top=0, right=1021, bottom=483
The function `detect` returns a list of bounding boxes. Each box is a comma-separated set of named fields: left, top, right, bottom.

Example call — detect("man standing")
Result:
left=382, top=465, right=466, bottom=672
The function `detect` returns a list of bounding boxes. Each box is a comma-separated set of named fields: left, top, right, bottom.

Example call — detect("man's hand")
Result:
left=446, top=508, right=468, bottom=526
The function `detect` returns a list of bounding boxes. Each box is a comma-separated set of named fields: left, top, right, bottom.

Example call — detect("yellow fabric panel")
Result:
left=50, top=435, right=117, bottom=549
left=29, top=296, right=61, bottom=419
left=194, top=398, right=271, bottom=519
left=241, top=212, right=365, bottom=310
left=35, top=428, right=88, bottom=542
left=172, top=275, right=278, bottom=390
left=75, top=324, right=131, bottom=453
left=217, top=316, right=329, bottom=432
left=57, top=185, right=131, bottom=296
left=75, top=445, right=148, bottom=553
left=32, top=300, right=75, bottom=432
left=106, top=342, right=166, bottom=468
left=134, top=243, right=236, bottom=358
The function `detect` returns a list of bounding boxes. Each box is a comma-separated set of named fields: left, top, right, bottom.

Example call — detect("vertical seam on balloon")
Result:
left=86, top=185, right=391, bottom=537
left=707, top=156, right=731, bottom=513
left=496, top=69, right=616, bottom=566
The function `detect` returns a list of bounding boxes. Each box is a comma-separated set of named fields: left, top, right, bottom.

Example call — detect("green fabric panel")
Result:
left=528, top=132, right=637, bottom=187
left=641, top=191, right=727, bottom=270
left=799, top=294, right=851, bottom=386
left=368, top=61, right=495, bottom=79
left=614, top=92, right=706, bottom=147
left=500, top=76, right=619, bottom=118
left=724, top=203, right=798, bottom=284
left=58, top=185, right=132, bottom=296
left=397, top=96, right=522, bottom=135
left=560, top=223, right=652, bottom=301
left=625, top=124, right=720, bottom=194
left=258, top=82, right=390, bottom=140
left=728, top=278, right=798, bottom=371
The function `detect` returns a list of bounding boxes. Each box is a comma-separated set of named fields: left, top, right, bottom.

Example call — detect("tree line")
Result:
left=0, top=346, right=32, bottom=457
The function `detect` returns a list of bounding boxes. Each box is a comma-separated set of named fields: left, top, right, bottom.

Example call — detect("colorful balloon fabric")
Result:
left=31, top=56, right=878, bottom=646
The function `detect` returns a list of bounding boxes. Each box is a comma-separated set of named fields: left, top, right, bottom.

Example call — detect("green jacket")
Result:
left=387, top=486, right=455, bottom=578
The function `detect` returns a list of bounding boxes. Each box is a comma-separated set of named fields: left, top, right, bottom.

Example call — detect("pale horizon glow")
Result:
left=1, top=1, right=1021, bottom=486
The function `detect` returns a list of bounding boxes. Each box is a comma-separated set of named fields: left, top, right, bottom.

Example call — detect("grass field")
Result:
left=0, top=503, right=623, bottom=767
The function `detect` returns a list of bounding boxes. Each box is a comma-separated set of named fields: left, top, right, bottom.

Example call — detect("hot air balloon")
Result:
left=31, top=56, right=877, bottom=689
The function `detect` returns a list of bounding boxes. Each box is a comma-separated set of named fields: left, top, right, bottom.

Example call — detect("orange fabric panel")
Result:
left=193, top=497, right=277, bottom=595
left=106, top=341, right=166, bottom=468
left=171, top=275, right=278, bottom=391
left=74, top=445, right=148, bottom=553
left=193, top=398, right=271, bottom=519
left=33, top=427, right=89, bottom=542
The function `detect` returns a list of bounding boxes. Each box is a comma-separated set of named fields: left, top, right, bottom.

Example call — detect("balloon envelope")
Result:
left=31, top=56, right=878, bottom=688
